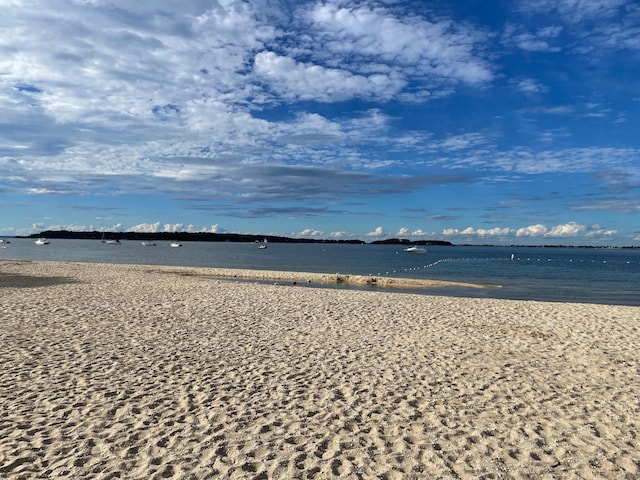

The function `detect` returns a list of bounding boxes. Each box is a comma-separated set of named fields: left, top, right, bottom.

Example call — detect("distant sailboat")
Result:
left=102, top=232, right=120, bottom=244
left=258, top=238, right=268, bottom=249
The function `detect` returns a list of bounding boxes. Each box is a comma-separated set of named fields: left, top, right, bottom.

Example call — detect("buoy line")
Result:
left=375, top=255, right=637, bottom=276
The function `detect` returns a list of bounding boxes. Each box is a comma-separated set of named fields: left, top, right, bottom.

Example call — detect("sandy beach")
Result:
left=1, top=260, right=639, bottom=479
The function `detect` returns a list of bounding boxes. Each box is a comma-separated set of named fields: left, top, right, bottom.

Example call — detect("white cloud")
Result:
left=144, top=223, right=227, bottom=234
left=516, top=222, right=587, bottom=237
left=0, top=0, right=497, bottom=207
left=0, top=0, right=499, bottom=205
left=128, top=222, right=162, bottom=233
left=516, top=224, right=549, bottom=237
left=478, top=227, right=511, bottom=236
left=515, top=0, right=640, bottom=53
left=0, top=1, right=271, bottom=126
left=440, top=222, right=616, bottom=242
left=367, top=226, right=387, bottom=237
left=585, top=227, right=617, bottom=237
left=254, top=51, right=406, bottom=102
left=545, top=222, right=586, bottom=237
left=443, top=227, right=512, bottom=236
left=503, top=23, right=563, bottom=52
left=573, top=198, right=640, bottom=213
left=514, top=78, right=547, bottom=93
left=163, top=223, right=184, bottom=233
left=433, top=146, right=640, bottom=176
left=515, top=34, right=560, bottom=52
left=520, top=0, right=626, bottom=23
left=204, top=224, right=224, bottom=233
left=299, top=228, right=323, bottom=237
left=597, top=22, right=640, bottom=51
left=306, top=2, right=493, bottom=86
left=428, top=133, right=489, bottom=152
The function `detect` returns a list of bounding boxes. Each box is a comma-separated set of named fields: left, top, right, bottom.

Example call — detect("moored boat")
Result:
left=404, top=246, right=426, bottom=254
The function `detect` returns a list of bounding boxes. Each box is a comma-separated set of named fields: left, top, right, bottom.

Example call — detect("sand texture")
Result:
left=1, top=260, right=639, bottom=479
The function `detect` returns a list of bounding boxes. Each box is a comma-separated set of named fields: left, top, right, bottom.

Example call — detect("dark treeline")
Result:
left=20, top=231, right=637, bottom=248
left=22, top=230, right=456, bottom=246
left=24, top=230, right=366, bottom=244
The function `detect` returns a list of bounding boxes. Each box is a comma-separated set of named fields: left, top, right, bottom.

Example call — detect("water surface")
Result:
left=2, top=239, right=638, bottom=306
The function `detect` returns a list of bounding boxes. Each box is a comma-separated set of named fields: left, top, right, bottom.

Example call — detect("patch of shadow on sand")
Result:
left=0, top=273, right=78, bottom=289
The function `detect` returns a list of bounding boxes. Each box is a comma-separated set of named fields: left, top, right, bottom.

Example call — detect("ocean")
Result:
left=2, top=238, right=639, bottom=306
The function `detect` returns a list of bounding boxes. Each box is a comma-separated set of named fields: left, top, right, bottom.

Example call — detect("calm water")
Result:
left=2, top=238, right=639, bottom=306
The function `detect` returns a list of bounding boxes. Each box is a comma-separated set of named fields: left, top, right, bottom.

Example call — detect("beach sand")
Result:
left=1, top=260, right=639, bottom=479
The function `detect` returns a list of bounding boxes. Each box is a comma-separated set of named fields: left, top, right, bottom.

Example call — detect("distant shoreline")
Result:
left=18, top=230, right=454, bottom=246
left=12, top=230, right=640, bottom=249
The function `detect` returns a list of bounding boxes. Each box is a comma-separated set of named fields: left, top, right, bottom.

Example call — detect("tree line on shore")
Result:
left=22, top=230, right=454, bottom=246
left=22, top=230, right=637, bottom=248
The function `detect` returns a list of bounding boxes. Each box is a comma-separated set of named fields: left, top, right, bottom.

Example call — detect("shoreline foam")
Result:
left=1, top=260, right=638, bottom=478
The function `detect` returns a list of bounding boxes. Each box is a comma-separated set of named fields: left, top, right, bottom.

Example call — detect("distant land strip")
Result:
left=14, top=230, right=640, bottom=248
left=20, top=230, right=452, bottom=246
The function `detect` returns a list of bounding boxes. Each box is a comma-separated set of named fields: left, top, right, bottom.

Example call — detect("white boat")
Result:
left=404, top=246, right=426, bottom=254
left=101, top=232, right=121, bottom=244
left=35, top=238, right=50, bottom=245
left=141, top=241, right=157, bottom=247
left=258, top=238, right=268, bottom=249
left=0, top=238, right=10, bottom=244
left=170, top=242, right=182, bottom=248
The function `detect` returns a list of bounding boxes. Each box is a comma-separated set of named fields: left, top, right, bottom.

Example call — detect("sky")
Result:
left=1, top=0, right=639, bottom=245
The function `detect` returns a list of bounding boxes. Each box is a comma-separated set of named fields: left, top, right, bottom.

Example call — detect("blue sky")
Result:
left=1, top=0, right=639, bottom=245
